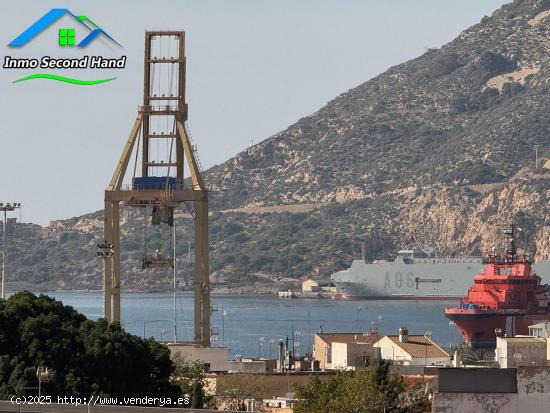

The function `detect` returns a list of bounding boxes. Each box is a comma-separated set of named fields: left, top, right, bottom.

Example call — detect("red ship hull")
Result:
left=445, top=309, right=550, bottom=347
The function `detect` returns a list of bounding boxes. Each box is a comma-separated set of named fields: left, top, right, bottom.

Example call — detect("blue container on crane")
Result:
left=132, top=176, right=180, bottom=190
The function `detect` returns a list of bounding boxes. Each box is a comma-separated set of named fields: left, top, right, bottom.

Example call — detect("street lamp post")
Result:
left=36, top=366, right=53, bottom=398
left=269, top=338, right=276, bottom=361
left=258, top=336, right=265, bottom=358
left=221, top=305, right=228, bottom=344
left=448, top=321, right=455, bottom=349
left=1, top=202, right=21, bottom=299
left=424, top=331, right=432, bottom=374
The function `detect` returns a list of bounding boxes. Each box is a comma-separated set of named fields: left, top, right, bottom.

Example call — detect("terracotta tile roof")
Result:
left=386, top=335, right=449, bottom=358
left=318, top=332, right=380, bottom=345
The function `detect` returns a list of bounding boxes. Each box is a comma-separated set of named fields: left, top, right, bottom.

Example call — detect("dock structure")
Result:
left=103, top=31, right=210, bottom=347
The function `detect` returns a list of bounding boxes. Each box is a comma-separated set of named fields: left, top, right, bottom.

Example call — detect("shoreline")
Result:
left=9, top=287, right=279, bottom=295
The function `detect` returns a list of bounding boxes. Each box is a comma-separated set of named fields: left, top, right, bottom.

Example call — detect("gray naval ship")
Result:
left=330, top=249, right=550, bottom=300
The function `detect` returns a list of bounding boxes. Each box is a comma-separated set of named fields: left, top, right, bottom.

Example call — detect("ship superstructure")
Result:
left=330, top=248, right=550, bottom=300
left=445, top=224, right=550, bottom=347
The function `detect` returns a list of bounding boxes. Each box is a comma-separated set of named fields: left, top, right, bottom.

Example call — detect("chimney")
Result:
left=398, top=327, right=408, bottom=343
left=453, top=350, right=462, bottom=368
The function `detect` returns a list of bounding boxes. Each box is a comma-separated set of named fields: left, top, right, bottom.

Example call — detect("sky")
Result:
left=0, top=0, right=509, bottom=225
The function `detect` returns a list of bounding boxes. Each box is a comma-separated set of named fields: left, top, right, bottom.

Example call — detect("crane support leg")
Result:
left=103, top=201, right=113, bottom=322
left=194, top=193, right=210, bottom=346
left=112, top=202, right=121, bottom=322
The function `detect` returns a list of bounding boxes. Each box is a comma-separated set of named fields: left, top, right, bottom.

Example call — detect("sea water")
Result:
left=43, top=291, right=462, bottom=358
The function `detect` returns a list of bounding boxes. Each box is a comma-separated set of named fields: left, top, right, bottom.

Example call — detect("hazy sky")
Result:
left=0, top=0, right=508, bottom=225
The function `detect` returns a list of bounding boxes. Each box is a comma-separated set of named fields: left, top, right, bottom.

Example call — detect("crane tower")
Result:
left=103, top=31, right=210, bottom=346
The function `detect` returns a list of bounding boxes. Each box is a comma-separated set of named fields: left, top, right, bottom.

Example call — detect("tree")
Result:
left=191, top=381, right=204, bottom=408
left=458, top=343, right=493, bottom=365
left=0, top=291, right=180, bottom=401
left=217, top=373, right=268, bottom=411
left=432, top=53, right=461, bottom=76
left=478, top=51, right=516, bottom=76
left=293, top=361, right=423, bottom=413
left=171, top=353, right=214, bottom=409
left=294, top=370, right=387, bottom=413
left=397, top=380, right=432, bottom=413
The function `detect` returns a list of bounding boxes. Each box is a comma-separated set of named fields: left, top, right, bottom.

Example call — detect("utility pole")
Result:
left=1, top=202, right=21, bottom=299
left=535, top=144, right=540, bottom=170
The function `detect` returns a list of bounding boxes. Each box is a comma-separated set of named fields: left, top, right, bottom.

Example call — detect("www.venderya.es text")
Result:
left=11, top=395, right=190, bottom=407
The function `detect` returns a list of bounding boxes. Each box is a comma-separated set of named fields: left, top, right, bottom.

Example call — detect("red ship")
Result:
left=445, top=224, right=550, bottom=347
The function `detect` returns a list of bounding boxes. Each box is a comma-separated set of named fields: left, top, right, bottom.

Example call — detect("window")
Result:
left=59, top=28, right=75, bottom=46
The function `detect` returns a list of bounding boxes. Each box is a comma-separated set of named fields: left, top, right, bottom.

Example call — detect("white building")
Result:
left=313, top=332, right=380, bottom=369
left=302, top=279, right=321, bottom=292
left=373, top=327, right=451, bottom=366
left=331, top=342, right=373, bottom=370
left=529, top=321, right=550, bottom=338
left=495, top=336, right=547, bottom=368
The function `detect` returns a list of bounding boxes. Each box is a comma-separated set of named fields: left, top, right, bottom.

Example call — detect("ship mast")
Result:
left=503, top=223, right=518, bottom=263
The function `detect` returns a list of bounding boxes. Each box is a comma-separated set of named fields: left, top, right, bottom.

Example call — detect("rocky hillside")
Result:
left=4, top=0, right=550, bottom=293
left=207, top=0, right=550, bottom=209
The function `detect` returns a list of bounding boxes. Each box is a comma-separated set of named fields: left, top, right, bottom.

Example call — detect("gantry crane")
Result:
left=103, top=31, right=210, bottom=346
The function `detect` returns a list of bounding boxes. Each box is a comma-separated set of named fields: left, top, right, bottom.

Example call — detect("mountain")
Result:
left=4, top=0, right=550, bottom=293
left=206, top=0, right=550, bottom=209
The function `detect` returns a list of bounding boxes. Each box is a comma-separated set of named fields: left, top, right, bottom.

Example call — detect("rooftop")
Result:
left=498, top=336, right=546, bottom=343
left=385, top=335, right=449, bottom=358
left=317, top=332, right=380, bottom=345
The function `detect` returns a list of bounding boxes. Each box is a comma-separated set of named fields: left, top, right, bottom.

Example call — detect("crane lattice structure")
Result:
left=104, top=31, right=210, bottom=346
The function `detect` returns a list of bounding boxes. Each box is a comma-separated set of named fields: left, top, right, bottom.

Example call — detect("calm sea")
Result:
left=42, top=292, right=462, bottom=358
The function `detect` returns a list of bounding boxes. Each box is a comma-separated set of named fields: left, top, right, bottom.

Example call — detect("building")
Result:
left=373, top=327, right=451, bottom=366
left=495, top=336, right=547, bottom=368
left=331, top=342, right=374, bottom=370
left=215, top=372, right=335, bottom=411
left=529, top=321, right=550, bottom=338
left=301, top=279, right=321, bottom=293
left=433, top=366, right=550, bottom=412
left=263, top=393, right=295, bottom=412
left=167, top=343, right=231, bottom=372
left=293, top=358, right=319, bottom=371
left=278, top=290, right=294, bottom=298
left=228, top=357, right=278, bottom=373
left=313, top=332, right=380, bottom=370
